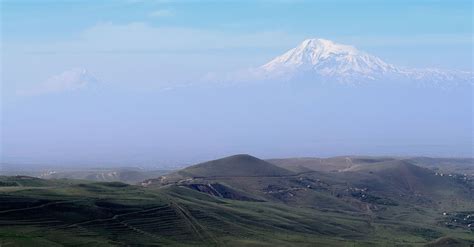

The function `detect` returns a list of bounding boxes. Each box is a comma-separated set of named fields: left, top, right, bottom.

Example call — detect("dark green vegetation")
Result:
left=0, top=155, right=473, bottom=246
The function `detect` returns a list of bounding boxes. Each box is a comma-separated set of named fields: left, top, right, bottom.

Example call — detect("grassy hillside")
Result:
left=0, top=178, right=370, bottom=246
left=267, top=156, right=473, bottom=175
left=1, top=155, right=473, bottom=246
left=1, top=177, right=472, bottom=246
left=267, top=156, right=398, bottom=173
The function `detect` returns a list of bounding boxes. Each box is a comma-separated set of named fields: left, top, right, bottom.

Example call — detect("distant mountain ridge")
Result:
left=253, top=38, right=472, bottom=86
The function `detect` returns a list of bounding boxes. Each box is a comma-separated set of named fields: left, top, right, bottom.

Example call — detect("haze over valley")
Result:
left=2, top=37, right=472, bottom=166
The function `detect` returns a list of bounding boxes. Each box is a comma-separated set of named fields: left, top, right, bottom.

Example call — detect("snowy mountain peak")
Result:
left=18, top=68, right=100, bottom=96
left=257, top=38, right=471, bottom=85
left=298, top=38, right=358, bottom=56
left=260, top=38, right=396, bottom=81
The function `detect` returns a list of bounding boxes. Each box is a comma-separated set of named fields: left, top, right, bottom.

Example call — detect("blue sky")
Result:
left=1, top=0, right=473, bottom=166
left=2, top=0, right=473, bottom=95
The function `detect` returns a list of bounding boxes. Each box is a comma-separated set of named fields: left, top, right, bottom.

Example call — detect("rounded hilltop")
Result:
left=177, top=154, right=294, bottom=178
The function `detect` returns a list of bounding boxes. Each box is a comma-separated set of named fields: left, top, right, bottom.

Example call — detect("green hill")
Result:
left=346, top=160, right=471, bottom=194
left=268, top=156, right=474, bottom=176
left=177, top=154, right=294, bottom=178
left=267, top=156, right=396, bottom=172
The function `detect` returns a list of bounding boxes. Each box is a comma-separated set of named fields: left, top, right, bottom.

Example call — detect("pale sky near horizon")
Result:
left=1, top=0, right=473, bottom=166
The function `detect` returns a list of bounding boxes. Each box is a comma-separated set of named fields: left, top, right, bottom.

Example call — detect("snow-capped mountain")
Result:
left=18, top=68, right=100, bottom=96
left=255, top=38, right=472, bottom=85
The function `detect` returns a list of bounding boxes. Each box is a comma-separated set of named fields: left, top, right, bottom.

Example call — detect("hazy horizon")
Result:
left=1, top=0, right=473, bottom=167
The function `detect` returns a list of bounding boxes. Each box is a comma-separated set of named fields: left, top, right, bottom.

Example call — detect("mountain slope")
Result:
left=255, top=38, right=472, bottom=85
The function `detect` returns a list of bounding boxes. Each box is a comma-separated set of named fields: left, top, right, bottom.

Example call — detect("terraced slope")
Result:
left=0, top=179, right=374, bottom=246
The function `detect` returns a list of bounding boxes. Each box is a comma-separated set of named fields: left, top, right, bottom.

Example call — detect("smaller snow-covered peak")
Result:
left=18, top=68, right=100, bottom=96
left=43, top=68, right=99, bottom=92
